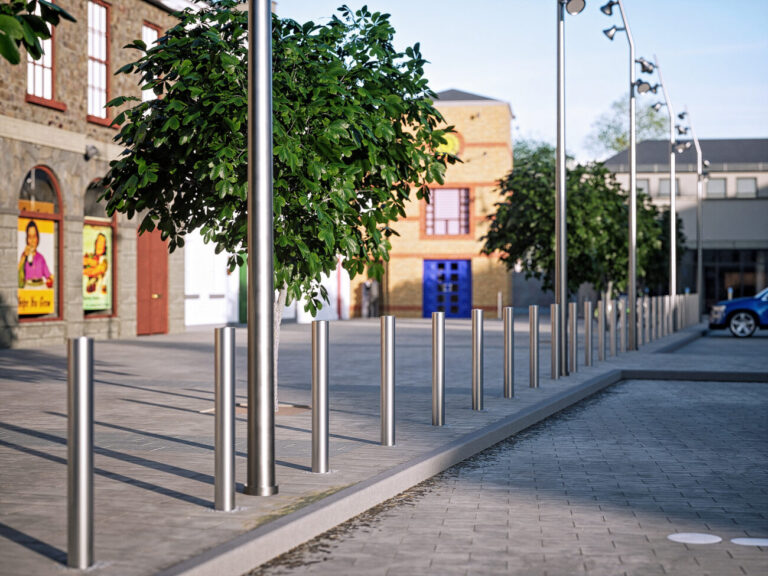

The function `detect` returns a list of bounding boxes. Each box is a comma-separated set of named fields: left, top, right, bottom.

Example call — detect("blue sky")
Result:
left=278, top=0, right=768, bottom=161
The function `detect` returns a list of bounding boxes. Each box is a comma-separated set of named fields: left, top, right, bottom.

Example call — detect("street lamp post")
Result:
left=246, top=0, right=278, bottom=497
left=654, top=55, right=677, bottom=315
left=683, top=108, right=706, bottom=318
left=600, top=0, right=649, bottom=351
left=556, top=0, right=585, bottom=376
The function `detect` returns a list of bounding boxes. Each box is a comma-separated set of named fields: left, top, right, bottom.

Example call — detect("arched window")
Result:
left=18, top=166, right=63, bottom=320
left=83, top=181, right=116, bottom=317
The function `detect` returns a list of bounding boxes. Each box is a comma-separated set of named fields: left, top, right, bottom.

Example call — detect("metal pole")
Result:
left=432, top=312, right=445, bottom=426
left=472, top=309, right=484, bottom=411
left=617, top=0, right=638, bottom=351
left=598, top=300, right=605, bottom=361
left=655, top=55, right=677, bottom=316
left=497, top=291, right=503, bottom=320
left=636, top=297, right=642, bottom=348
left=529, top=305, right=539, bottom=388
left=503, top=307, right=515, bottom=399
left=550, top=303, right=560, bottom=380
left=619, top=298, right=626, bottom=354
left=381, top=316, right=395, bottom=446
left=688, top=108, right=704, bottom=318
left=556, top=0, right=568, bottom=377
left=215, top=327, right=236, bottom=510
left=584, top=301, right=593, bottom=367
left=609, top=299, right=616, bottom=357
left=568, top=301, right=577, bottom=373
left=68, top=337, right=93, bottom=569
left=246, top=0, right=277, bottom=497
left=644, top=295, right=651, bottom=344
left=651, top=296, right=656, bottom=340
left=312, top=321, right=329, bottom=473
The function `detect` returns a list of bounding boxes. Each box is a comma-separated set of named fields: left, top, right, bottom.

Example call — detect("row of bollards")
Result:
left=64, top=292, right=698, bottom=568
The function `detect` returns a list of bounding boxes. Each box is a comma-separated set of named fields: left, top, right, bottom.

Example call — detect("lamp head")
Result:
left=603, top=25, right=625, bottom=40
left=635, top=80, right=652, bottom=94
left=636, top=57, right=655, bottom=74
left=652, top=102, right=664, bottom=112
left=678, top=112, right=687, bottom=120
left=565, top=0, right=586, bottom=15
left=703, top=159, right=711, bottom=168
left=676, top=125, right=689, bottom=136
left=600, top=1, right=616, bottom=16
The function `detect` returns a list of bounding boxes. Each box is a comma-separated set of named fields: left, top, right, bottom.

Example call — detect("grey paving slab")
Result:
left=249, top=377, right=768, bottom=576
left=0, top=320, right=766, bottom=576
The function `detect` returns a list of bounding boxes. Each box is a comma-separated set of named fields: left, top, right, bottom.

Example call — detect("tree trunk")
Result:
left=273, top=285, right=287, bottom=412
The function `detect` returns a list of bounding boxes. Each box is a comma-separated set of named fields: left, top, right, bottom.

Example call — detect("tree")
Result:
left=0, top=1, right=75, bottom=65
left=585, top=93, right=666, bottom=158
left=482, top=140, right=683, bottom=297
left=102, top=1, right=454, bottom=402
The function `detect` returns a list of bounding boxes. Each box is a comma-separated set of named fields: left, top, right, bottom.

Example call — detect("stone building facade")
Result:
left=0, top=0, right=185, bottom=347
left=350, top=90, right=514, bottom=318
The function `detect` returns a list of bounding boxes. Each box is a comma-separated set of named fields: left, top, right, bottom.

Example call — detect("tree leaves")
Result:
left=0, top=0, right=75, bottom=65
left=101, top=0, right=455, bottom=312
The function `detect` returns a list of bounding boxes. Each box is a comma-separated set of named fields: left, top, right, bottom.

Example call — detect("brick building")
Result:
left=351, top=89, right=514, bottom=319
left=0, top=0, right=189, bottom=348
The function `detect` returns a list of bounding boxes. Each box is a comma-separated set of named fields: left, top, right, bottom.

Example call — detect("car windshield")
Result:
left=757, top=287, right=768, bottom=300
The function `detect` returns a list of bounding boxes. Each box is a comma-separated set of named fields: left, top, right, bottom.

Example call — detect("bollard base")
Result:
left=244, top=485, right=279, bottom=496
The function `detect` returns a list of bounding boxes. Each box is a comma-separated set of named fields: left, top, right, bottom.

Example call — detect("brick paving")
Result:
left=0, top=318, right=765, bottom=576
left=250, top=377, right=768, bottom=576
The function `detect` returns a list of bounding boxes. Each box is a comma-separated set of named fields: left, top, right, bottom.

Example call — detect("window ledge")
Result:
left=26, top=94, right=67, bottom=112
left=87, top=115, right=116, bottom=128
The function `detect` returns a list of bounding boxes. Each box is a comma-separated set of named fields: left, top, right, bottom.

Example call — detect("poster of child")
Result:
left=82, top=225, right=112, bottom=311
left=17, top=218, right=56, bottom=315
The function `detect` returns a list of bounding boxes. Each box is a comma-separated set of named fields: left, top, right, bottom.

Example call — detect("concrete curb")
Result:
left=654, top=329, right=708, bottom=354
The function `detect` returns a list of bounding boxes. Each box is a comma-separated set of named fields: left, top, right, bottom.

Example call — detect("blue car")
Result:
left=709, top=287, right=768, bottom=337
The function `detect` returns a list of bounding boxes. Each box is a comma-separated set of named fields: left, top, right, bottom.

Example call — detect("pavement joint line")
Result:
left=159, top=362, right=767, bottom=575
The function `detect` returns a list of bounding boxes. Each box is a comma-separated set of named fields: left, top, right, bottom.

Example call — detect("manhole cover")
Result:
left=667, top=533, right=722, bottom=545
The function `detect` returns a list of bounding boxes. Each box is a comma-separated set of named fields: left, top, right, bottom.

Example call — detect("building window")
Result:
left=636, top=179, right=649, bottom=195
left=706, top=178, right=726, bottom=198
left=83, top=182, right=116, bottom=317
left=736, top=178, right=757, bottom=198
left=87, top=1, right=110, bottom=123
left=25, top=3, right=66, bottom=111
left=141, top=23, right=160, bottom=102
left=425, top=188, right=470, bottom=236
left=658, top=178, right=680, bottom=197
left=18, top=167, right=63, bottom=321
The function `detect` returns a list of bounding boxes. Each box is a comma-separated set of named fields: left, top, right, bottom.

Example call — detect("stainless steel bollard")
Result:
left=644, top=296, right=650, bottom=344
left=472, top=309, right=484, bottom=411
left=381, top=316, right=395, bottom=446
left=68, top=337, right=94, bottom=569
left=598, top=300, right=605, bottom=362
left=312, top=321, right=330, bottom=473
left=650, top=297, right=656, bottom=341
left=550, top=303, right=559, bottom=380
left=503, top=307, right=514, bottom=398
left=215, top=327, right=236, bottom=509
left=636, top=298, right=642, bottom=349
left=497, top=291, right=503, bottom=320
left=609, top=299, right=616, bottom=357
left=529, top=305, right=539, bottom=388
left=728, top=286, right=733, bottom=300
left=432, top=312, right=445, bottom=426
left=569, top=302, right=578, bottom=373
left=619, top=298, right=626, bottom=354
left=584, top=301, right=593, bottom=367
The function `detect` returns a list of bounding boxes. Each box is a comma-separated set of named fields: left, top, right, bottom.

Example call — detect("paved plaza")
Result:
left=251, top=377, right=768, bottom=576
left=0, top=317, right=766, bottom=576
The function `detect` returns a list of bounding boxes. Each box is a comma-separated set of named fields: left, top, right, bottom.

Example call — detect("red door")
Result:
left=137, top=229, right=168, bottom=335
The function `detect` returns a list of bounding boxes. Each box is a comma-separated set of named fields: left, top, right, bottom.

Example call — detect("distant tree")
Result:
left=0, top=1, right=75, bottom=65
left=585, top=93, right=666, bottom=158
left=482, top=140, right=683, bottom=298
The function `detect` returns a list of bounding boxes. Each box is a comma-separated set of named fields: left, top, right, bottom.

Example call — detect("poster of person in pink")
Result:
left=17, top=218, right=56, bottom=315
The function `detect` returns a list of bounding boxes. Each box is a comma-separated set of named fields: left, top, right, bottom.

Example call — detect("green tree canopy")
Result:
left=482, top=140, right=684, bottom=297
left=102, top=1, right=454, bottom=313
left=0, top=0, right=75, bottom=65
left=585, top=93, right=666, bottom=158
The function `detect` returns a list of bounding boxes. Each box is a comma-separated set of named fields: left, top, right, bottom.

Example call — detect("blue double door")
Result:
left=423, top=259, right=472, bottom=318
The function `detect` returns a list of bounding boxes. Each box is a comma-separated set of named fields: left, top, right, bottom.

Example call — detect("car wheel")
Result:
left=728, top=311, right=757, bottom=338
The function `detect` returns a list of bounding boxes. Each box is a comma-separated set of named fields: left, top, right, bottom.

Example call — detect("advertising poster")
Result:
left=83, top=224, right=112, bottom=311
left=17, top=217, right=56, bottom=315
